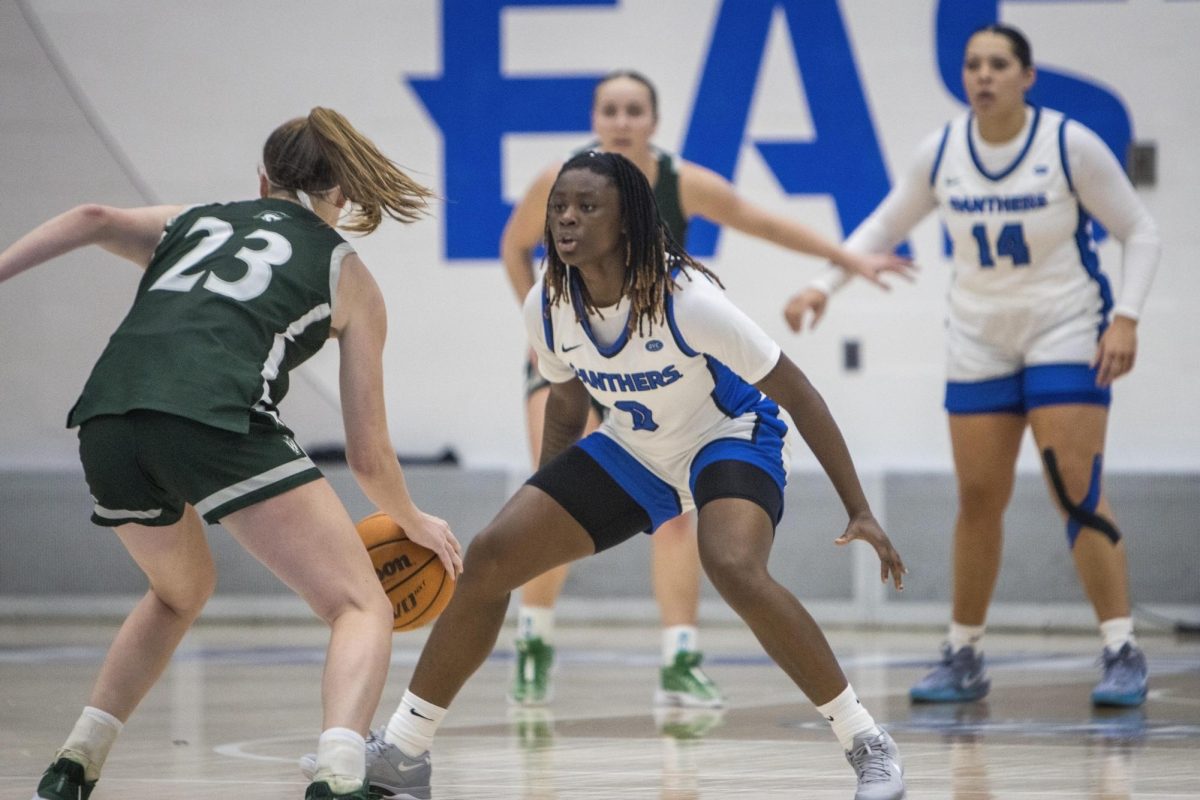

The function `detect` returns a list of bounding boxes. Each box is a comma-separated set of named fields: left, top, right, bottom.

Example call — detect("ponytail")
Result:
left=262, top=107, right=435, bottom=234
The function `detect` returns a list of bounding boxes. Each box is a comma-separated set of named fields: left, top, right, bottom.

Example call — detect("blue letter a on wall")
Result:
left=682, top=0, right=891, bottom=256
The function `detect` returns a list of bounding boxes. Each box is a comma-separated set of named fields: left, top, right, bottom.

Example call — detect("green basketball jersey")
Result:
left=68, top=198, right=354, bottom=433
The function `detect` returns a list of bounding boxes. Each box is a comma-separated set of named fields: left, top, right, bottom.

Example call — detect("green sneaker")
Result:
left=655, top=651, right=725, bottom=708
left=303, top=780, right=370, bottom=799
left=654, top=706, right=725, bottom=740
left=508, top=636, right=555, bottom=706
left=34, top=758, right=96, bottom=800
left=509, top=706, right=556, bottom=750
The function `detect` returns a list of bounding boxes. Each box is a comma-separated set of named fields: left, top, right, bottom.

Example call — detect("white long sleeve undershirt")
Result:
left=810, top=112, right=1160, bottom=321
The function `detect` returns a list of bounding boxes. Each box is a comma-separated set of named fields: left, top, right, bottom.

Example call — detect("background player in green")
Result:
left=0, top=107, right=464, bottom=800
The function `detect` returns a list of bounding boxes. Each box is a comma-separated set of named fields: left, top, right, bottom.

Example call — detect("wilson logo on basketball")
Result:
left=356, top=511, right=455, bottom=632
left=375, top=554, right=413, bottom=582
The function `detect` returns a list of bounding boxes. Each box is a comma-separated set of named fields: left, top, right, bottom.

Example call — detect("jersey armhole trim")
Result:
left=1058, top=117, right=1076, bottom=195
left=328, top=242, right=354, bottom=318
left=665, top=292, right=698, bottom=357
left=541, top=280, right=555, bottom=352
left=929, top=123, right=952, bottom=187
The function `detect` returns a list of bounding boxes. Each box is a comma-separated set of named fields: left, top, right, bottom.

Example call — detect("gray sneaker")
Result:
left=1092, top=642, right=1149, bottom=707
left=300, top=731, right=431, bottom=800
left=909, top=644, right=990, bottom=703
left=845, top=729, right=905, bottom=800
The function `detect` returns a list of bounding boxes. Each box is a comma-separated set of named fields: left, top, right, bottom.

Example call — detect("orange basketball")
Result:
left=357, top=511, right=454, bottom=632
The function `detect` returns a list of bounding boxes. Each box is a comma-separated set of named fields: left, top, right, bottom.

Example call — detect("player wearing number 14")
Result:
left=785, top=25, right=1160, bottom=708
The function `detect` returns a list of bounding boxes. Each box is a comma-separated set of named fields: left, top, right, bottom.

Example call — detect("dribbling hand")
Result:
left=401, top=511, right=464, bottom=579
left=834, top=511, right=906, bottom=591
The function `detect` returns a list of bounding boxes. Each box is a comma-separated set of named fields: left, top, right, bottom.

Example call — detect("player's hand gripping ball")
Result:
left=357, top=511, right=455, bottom=632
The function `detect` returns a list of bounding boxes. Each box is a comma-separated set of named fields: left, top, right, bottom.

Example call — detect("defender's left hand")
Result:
left=835, top=511, right=906, bottom=590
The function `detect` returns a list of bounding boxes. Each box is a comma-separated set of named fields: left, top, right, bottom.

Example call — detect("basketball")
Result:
left=356, top=511, right=454, bottom=632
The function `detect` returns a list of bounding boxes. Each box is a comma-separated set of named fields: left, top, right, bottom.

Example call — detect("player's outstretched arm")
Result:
left=334, top=254, right=462, bottom=577
left=0, top=204, right=183, bottom=283
left=680, top=163, right=912, bottom=288
left=755, top=353, right=905, bottom=589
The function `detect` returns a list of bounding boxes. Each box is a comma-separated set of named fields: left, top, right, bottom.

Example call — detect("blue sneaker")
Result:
left=909, top=645, right=990, bottom=703
left=1091, top=643, right=1148, bottom=707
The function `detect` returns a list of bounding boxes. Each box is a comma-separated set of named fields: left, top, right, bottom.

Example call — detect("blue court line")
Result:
left=2, top=644, right=1198, bottom=674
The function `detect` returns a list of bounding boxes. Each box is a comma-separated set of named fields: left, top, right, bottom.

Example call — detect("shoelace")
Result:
left=850, top=737, right=895, bottom=782
left=1098, top=647, right=1141, bottom=682
left=365, top=730, right=390, bottom=756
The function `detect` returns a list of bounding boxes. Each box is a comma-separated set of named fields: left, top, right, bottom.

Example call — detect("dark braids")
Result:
left=542, top=151, right=721, bottom=336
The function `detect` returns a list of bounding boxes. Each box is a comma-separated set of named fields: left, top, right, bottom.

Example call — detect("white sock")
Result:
left=517, top=605, right=555, bottom=643
left=1100, top=617, right=1136, bottom=653
left=948, top=622, right=986, bottom=654
left=311, top=727, right=365, bottom=794
left=386, top=690, right=446, bottom=758
left=816, top=684, right=879, bottom=751
left=662, top=625, right=698, bottom=665
left=58, top=706, right=123, bottom=782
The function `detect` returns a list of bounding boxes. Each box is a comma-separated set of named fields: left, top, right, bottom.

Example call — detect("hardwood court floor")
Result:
left=2, top=620, right=1198, bottom=799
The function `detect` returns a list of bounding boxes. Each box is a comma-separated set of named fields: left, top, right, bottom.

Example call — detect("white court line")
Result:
left=214, top=734, right=312, bottom=764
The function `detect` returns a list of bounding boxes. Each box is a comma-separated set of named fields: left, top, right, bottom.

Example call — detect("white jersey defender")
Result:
left=933, top=106, right=1111, bottom=388
left=525, top=265, right=790, bottom=521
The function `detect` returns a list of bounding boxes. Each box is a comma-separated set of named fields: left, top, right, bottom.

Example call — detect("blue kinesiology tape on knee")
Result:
left=1041, top=449, right=1121, bottom=548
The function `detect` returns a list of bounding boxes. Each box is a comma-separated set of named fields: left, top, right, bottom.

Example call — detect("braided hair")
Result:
left=542, top=151, right=721, bottom=336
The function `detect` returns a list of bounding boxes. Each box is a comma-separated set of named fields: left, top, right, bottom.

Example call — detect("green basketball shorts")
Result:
left=77, top=410, right=323, bottom=526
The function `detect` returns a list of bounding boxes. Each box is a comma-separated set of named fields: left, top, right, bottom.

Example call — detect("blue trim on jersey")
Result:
left=967, top=105, right=1042, bottom=182
left=688, top=414, right=789, bottom=501
left=704, top=356, right=770, bottom=419
left=1024, top=363, right=1111, bottom=409
left=569, top=269, right=632, bottom=358
left=1058, top=117, right=1076, bottom=195
left=930, top=123, right=952, bottom=187
left=540, top=282, right=555, bottom=352
left=576, top=432, right=682, bottom=531
left=945, top=373, right=1024, bottom=415
left=945, top=363, right=1111, bottom=414
left=1073, top=207, right=1114, bottom=326
left=665, top=291, right=699, bottom=357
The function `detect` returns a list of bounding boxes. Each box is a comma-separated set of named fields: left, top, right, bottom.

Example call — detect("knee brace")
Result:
left=1041, top=448, right=1122, bottom=548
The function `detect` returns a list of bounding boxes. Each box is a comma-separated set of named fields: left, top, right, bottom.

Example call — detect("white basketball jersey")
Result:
left=524, top=266, right=786, bottom=491
left=932, top=107, right=1112, bottom=323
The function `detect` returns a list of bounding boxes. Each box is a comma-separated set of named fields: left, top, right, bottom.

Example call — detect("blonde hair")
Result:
left=262, top=107, right=434, bottom=233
